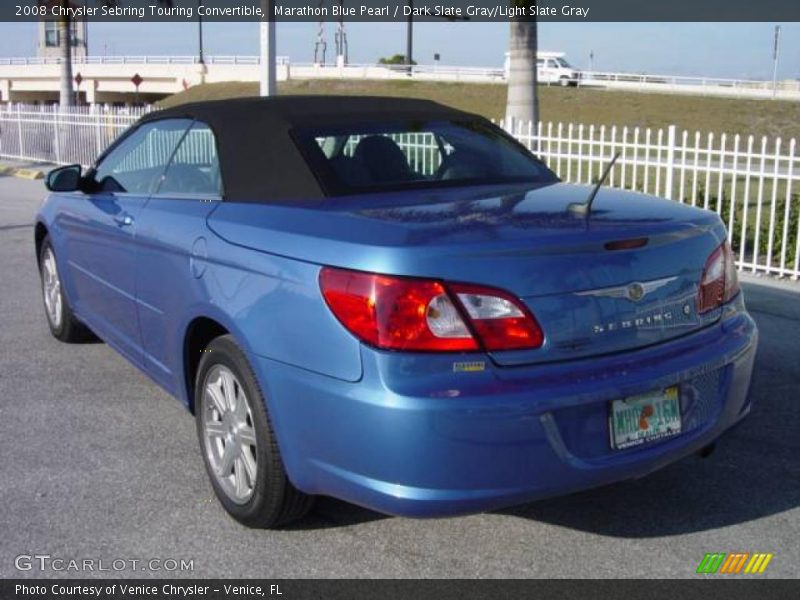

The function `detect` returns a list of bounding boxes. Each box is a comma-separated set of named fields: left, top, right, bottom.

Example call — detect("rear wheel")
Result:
left=39, top=237, right=90, bottom=342
left=195, top=335, right=314, bottom=528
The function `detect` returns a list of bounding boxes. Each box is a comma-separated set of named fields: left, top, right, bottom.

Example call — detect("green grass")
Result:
left=158, top=79, right=800, bottom=140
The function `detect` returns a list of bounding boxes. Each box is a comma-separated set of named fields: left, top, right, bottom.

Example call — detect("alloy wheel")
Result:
left=41, top=247, right=63, bottom=329
left=201, top=365, right=259, bottom=504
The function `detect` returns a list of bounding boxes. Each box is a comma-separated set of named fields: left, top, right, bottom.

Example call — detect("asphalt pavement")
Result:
left=0, top=174, right=798, bottom=578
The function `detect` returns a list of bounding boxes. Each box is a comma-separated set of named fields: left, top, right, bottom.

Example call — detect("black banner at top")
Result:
left=3, top=0, right=800, bottom=22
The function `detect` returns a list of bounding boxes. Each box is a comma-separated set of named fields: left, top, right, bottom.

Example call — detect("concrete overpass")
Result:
left=0, top=55, right=296, bottom=104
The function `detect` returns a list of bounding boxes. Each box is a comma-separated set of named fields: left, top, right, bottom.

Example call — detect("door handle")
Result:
left=114, top=213, right=134, bottom=227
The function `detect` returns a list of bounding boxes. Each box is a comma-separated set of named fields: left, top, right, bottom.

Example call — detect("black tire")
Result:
left=38, top=236, right=91, bottom=343
left=195, top=335, right=314, bottom=528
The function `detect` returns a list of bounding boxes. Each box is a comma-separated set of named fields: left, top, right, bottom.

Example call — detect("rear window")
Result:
left=293, top=120, right=558, bottom=196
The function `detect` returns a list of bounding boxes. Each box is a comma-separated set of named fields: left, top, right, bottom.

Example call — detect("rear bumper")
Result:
left=254, top=308, right=758, bottom=518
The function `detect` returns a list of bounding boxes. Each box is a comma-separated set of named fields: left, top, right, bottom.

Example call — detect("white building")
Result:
left=37, top=0, right=89, bottom=60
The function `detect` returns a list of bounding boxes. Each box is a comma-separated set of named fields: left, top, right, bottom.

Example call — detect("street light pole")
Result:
left=260, top=0, right=277, bottom=96
left=406, top=0, right=414, bottom=70
left=404, top=2, right=467, bottom=75
left=197, top=0, right=204, bottom=65
left=772, top=25, right=781, bottom=100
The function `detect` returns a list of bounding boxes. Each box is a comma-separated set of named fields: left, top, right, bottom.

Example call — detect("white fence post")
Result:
left=784, top=139, right=797, bottom=278
left=94, top=110, right=102, bottom=158
left=53, top=107, right=61, bottom=164
left=664, top=124, right=677, bottom=200
left=16, top=104, right=24, bottom=159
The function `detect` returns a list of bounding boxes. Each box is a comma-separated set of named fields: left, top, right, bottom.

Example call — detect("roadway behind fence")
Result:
left=2, top=56, right=799, bottom=101
left=1, top=104, right=797, bottom=280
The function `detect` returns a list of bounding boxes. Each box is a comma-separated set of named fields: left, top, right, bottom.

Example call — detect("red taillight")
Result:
left=448, top=283, right=544, bottom=351
left=698, top=241, right=740, bottom=314
left=722, top=241, right=740, bottom=303
left=319, top=268, right=478, bottom=351
left=319, top=267, right=543, bottom=353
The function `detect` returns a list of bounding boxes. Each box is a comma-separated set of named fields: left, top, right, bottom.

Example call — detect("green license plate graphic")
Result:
left=610, top=386, right=682, bottom=449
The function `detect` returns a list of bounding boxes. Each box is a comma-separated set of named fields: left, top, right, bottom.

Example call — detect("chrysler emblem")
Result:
left=575, top=276, right=678, bottom=302
left=627, top=283, right=645, bottom=302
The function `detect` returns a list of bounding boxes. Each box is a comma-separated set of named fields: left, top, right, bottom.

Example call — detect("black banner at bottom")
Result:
left=2, top=579, right=800, bottom=600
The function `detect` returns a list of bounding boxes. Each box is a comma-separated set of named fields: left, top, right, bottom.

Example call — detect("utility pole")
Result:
left=197, top=0, right=205, bottom=65
left=406, top=0, right=414, bottom=72
left=772, top=25, right=781, bottom=100
left=314, top=19, right=326, bottom=65
left=335, top=0, right=348, bottom=68
left=260, top=0, right=277, bottom=96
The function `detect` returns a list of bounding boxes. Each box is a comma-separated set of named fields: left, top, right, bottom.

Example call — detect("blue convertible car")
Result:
left=36, top=97, right=757, bottom=528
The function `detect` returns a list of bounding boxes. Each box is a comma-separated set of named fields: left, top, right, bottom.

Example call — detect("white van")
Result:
left=504, top=51, right=580, bottom=87
left=537, top=52, right=580, bottom=86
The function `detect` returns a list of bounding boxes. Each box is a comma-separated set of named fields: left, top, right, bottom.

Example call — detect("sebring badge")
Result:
left=592, top=311, right=674, bottom=334
left=575, top=276, right=678, bottom=303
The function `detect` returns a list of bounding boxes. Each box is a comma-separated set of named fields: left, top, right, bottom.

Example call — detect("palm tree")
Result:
left=57, top=0, right=75, bottom=106
left=505, top=1, right=539, bottom=128
left=57, top=0, right=173, bottom=106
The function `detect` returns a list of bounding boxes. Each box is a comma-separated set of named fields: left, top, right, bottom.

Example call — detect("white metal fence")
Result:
left=0, top=104, right=148, bottom=167
left=1, top=105, right=798, bottom=280
left=503, top=118, right=800, bottom=280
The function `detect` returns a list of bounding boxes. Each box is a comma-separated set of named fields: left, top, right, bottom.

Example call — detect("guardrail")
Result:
left=580, top=70, right=800, bottom=93
left=0, top=55, right=291, bottom=66
left=1, top=105, right=797, bottom=279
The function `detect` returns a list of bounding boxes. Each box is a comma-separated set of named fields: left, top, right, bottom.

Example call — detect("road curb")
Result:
left=15, top=168, right=45, bottom=180
left=0, top=165, right=46, bottom=180
left=0, top=166, right=46, bottom=180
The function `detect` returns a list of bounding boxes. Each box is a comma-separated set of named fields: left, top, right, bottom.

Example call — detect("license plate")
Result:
left=610, top=386, right=681, bottom=449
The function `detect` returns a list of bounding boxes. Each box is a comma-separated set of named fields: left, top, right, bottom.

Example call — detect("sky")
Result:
left=0, top=21, right=798, bottom=80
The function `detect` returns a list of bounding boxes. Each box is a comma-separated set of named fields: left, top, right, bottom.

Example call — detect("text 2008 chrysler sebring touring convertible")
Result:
left=35, top=97, right=757, bottom=528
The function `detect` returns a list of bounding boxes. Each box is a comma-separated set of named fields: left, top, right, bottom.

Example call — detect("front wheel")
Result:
left=39, top=236, right=91, bottom=342
left=559, top=76, right=572, bottom=87
left=195, top=335, right=314, bottom=528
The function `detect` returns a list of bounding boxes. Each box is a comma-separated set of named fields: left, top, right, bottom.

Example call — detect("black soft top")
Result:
left=140, top=96, right=482, bottom=202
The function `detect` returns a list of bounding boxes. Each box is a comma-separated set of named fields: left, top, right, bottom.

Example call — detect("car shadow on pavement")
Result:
left=498, top=433, right=799, bottom=538
left=70, top=332, right=103, bottom=344
left=287, top=497, right=388, bottom=530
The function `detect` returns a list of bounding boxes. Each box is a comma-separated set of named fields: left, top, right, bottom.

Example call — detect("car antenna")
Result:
left=568, top=151, right=621, bottom=219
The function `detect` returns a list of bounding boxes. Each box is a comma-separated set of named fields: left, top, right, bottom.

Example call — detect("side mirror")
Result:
left=45, top=164, right=82, bottom=192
